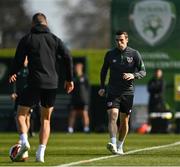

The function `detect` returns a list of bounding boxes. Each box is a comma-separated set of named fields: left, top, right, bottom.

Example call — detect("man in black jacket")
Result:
left=68, top=62, right=90, bottom=133
left=148, top=68, right=165, bottom=114
left=9, top=13, right=74, bottom=162
left=98, top=30, right=146, bottom=155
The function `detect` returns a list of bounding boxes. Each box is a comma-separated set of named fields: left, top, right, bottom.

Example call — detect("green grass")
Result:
left=0, top=132, right=180, bottom=166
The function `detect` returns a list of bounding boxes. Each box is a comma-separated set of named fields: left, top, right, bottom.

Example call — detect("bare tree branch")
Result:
left=59, top=0, right=111, bottom=49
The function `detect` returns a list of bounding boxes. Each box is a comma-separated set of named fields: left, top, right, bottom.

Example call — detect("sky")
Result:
left=24, top=0, right=68, bottom=41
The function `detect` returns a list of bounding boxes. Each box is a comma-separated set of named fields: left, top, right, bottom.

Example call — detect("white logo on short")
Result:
left=107, top=102, right=113, bottom=107
left=129, top=110, right=132, bottom=113
left=129, top=0, right=176, bottom=46
left=80, top=77, right=85, bottom=82
left=112, top=59, right=117, bottom=63
left=127, top=57, right=133, bottom=64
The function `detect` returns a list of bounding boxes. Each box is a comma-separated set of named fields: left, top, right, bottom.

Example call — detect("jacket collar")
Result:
left=31, top=24, right=50, bottom=33
left=116, top=46, right=128, bottom=54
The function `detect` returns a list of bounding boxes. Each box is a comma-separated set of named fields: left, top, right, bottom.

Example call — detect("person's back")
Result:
left=9, top=12, right=74, bottom=163
left=11, top=14, right=72, bottom=89
left=27, top=25, right=59, bottom=88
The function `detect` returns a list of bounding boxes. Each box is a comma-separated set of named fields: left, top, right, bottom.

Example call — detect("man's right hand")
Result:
left=98, top=89, right=105, bottom=97
left=64, top=81, right=74, bottom=94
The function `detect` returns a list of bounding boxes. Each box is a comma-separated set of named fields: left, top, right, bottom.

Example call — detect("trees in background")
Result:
left=59, top=0, right=111, bottom=49
left=0, top=0, right=111, bottom=49
left=0, top=0, right=31, bottom=48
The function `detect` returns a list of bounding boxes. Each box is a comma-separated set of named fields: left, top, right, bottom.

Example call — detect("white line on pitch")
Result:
left=57, top=141, right=180, bottom=167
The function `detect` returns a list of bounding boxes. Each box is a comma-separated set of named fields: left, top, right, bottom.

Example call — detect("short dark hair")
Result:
left=32, top=13, right=47, bottom=25
left=115, top=30, right=128, bottom=38
left=155, top=68, right=162, bottom=73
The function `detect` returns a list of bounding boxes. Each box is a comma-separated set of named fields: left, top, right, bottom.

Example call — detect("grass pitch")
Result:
left=0, top=132, right=180, bottom=166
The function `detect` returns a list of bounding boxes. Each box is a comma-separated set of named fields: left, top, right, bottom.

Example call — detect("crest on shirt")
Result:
left=129, top=0, right=176, bottom=46
left=127, top=57, right=133, bottom=64
left=107, top=102, right=113, bottom=107
left=0, top=63, right=7, bottom=82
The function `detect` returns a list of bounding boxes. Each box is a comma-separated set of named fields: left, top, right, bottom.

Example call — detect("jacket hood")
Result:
left=31, top=24, right=50, bottom=33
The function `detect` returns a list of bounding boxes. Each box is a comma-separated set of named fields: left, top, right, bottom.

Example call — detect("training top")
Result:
left=148, top=77, right=164, bottom=99
left=100, top=47, right=146, bottom=96
left=10, top=24, right=73, bottom=89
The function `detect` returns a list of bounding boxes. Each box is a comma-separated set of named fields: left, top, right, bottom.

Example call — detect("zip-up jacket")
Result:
left=100, top=47, right=146, bottom=96
left=10, top=24, right=73, bottom=89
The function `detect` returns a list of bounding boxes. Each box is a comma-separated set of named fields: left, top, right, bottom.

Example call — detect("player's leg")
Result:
left=17, top=106, right=31, bottom=136
left=68, top=109, right=77, bottom=133
left=36, top=89, right=56, bottom=163
left=14, top=97, right=31, bottom=161
left=19, top=109, right=31, bottom=161
left=15, top=108, right=30, bottom=161
left=13, top=87, right=38, bottom=161
left=107, top=108, right=119, bottom=154
left=14, top=105, right=31, bottom=161
left=36, top=106, right=53, bottom=163
left=39, top=106, right=53, bottom=145
left=117, top=95, right=133, bottom=154
left=25, top=111, right=31, bottom=132
left=117, top=112, right=129, bottom=154
left=82, top=109, right=90, bottom=133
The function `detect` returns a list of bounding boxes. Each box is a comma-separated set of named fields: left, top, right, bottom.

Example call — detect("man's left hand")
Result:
left=9, top=74, right=17, bottom=83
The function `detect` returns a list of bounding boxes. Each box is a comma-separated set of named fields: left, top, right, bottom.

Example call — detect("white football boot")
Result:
left=107, top=142, right=117, bottom=154
left=116, top=146, right=124, bottom=155
left=36, top=151, right=45, bottom=163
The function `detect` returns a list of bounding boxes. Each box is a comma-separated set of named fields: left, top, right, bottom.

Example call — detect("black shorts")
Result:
left=70, top=101, right=89, bottom=111
left=19, top=87, right=57, bottom=108
left=106, top=94, right=134, bottom=114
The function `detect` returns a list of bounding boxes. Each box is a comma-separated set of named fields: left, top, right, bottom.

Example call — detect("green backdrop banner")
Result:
left=111, top=0, right=180, bottom=109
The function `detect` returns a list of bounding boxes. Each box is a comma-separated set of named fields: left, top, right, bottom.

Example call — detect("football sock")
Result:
left=117, top=140, right=124, bottom=148
left=68, top=127, right=74, bottom=133
left=83, top=126, right=90, bottom=132
left=36, top=144, right=46, bottom=158
left=20, top=133, right=28, bottom=145
left=110, top=137, right=116, bottom=145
